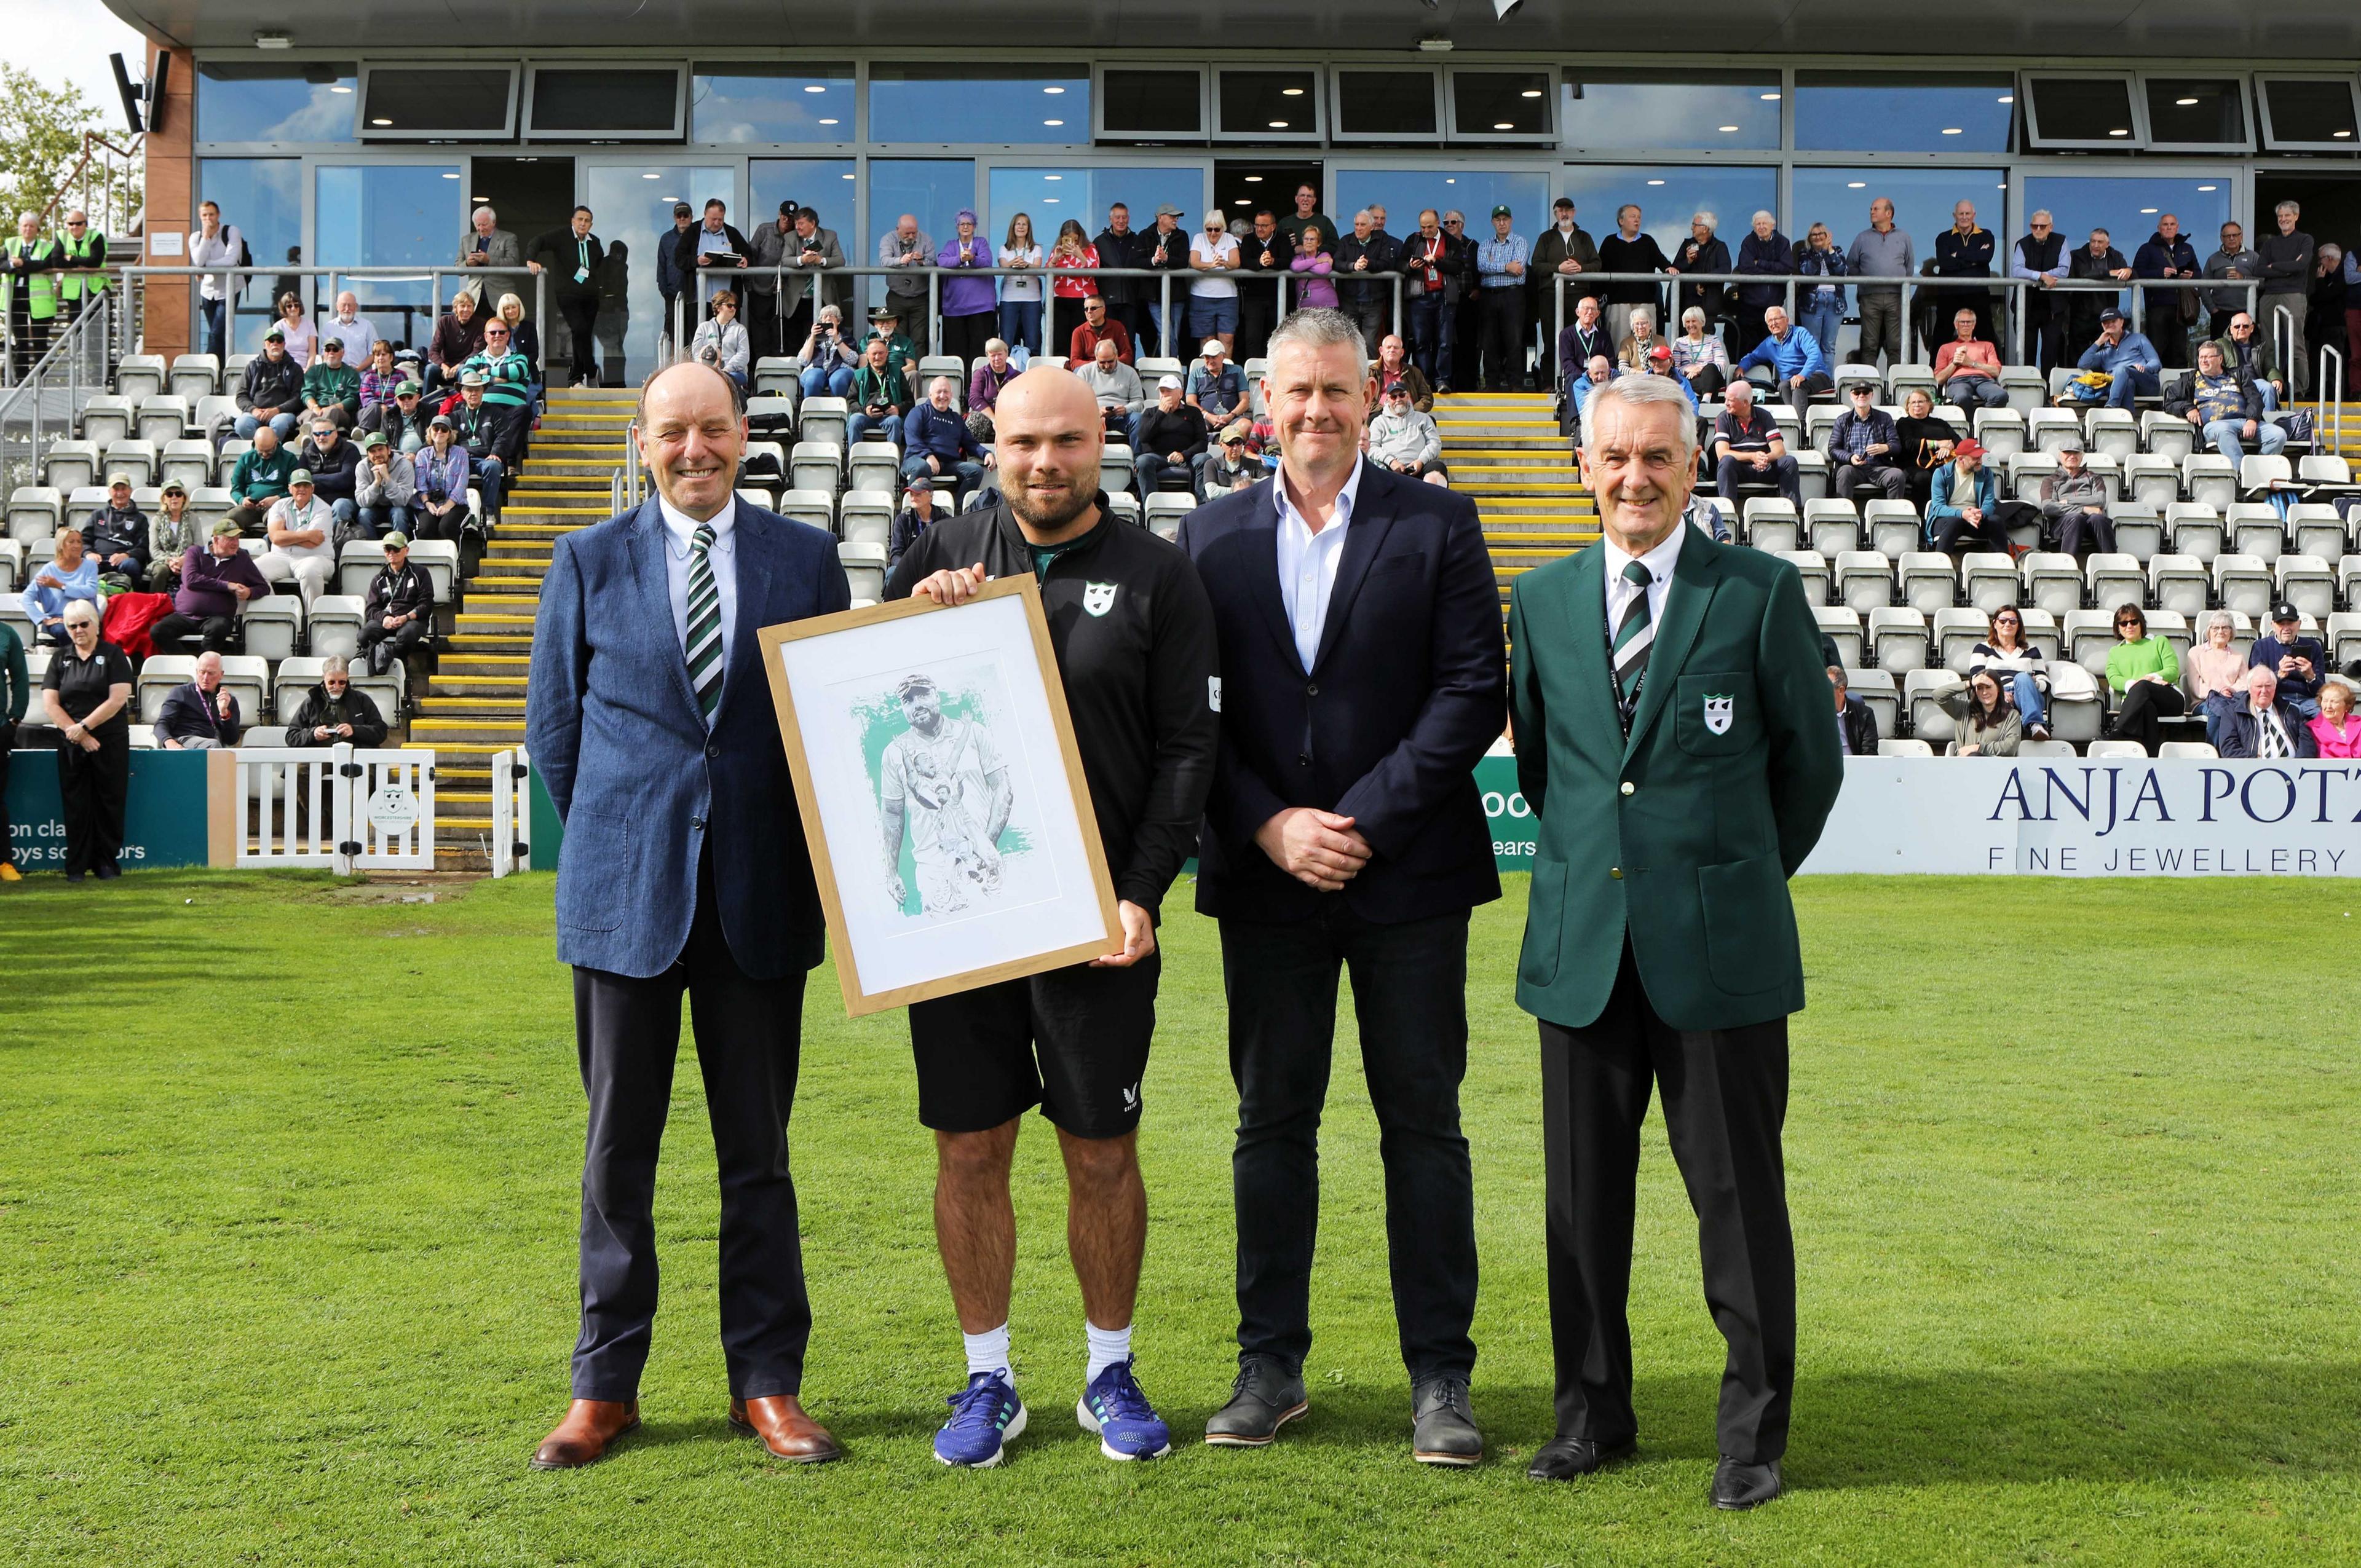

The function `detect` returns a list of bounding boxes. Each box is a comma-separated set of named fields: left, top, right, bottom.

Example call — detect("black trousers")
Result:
left=1, top=721, right=14, bottom=871
left=2028, top=296, right=2068, bottom=374
left=557, top=296, right=601, bottom=384
left=151, top=612, right=238, bottom=654
left=1222, top=905, right=1477, bottom=1384
left=360, top=617, right=427, bottom=674
left=1238, top=290, right=1276, bottom=363
left=1540, top=941, right=1794, bottom=1464
left=941, top=310, right=994, bottom=370
left=2111, top=679, right=2185, bottom=756
left=569, top=855, right=813, bottom=1401
left=1479, top=287, right=1527, bottom=389
left=57, top=730, right=130, bottom=877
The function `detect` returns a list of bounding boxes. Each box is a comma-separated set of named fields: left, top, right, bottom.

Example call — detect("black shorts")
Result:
left=908, top=952, right=1161, bottom=1139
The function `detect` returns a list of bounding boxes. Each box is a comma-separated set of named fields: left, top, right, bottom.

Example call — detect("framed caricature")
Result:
left=759, top=575, right=1121, bottom=1016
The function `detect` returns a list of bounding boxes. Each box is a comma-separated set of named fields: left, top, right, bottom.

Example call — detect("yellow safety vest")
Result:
left=58, top=231, right=106, bottom=301
left=2, top=237, right=60, bottom=320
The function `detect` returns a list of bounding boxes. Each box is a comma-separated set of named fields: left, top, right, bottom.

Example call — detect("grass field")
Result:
left=4, top=870, right=2359, bottom=1566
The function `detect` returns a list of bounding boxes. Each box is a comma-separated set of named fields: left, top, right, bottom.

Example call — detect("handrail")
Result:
left=2320, top=346, right=2345, bottom=457
left=0, top=294, right=114, bottom=493
left=117, top=263, right=550, bottom=364
left=38, top=131, right=144, bottom=235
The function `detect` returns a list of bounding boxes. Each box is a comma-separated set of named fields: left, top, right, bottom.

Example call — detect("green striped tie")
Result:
left=1612, top=559, right=1654, bottom=709
left=685, top=522, right=723, bottom=720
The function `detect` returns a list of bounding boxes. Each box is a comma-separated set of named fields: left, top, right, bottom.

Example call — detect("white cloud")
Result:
left=1, top=1, right=152, bottom=125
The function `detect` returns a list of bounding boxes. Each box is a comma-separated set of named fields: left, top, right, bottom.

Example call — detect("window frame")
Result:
left=1444, top=66, right=1559, bottom=146
left=1091, top=62, right=1209, bottom=143
left=521, top=63, right=687, bottom=142
left=354, top=64, right=520, bottom=143
left=2134, top=74, right=2253, bottom=154
left=2020, top=69, right=2149, bottom=151
left=1211, top=65, right=1326, bottom=145
left=1329, top=66, right=1444, bottom=145
left=2255, top=73, right=2361, bottom=153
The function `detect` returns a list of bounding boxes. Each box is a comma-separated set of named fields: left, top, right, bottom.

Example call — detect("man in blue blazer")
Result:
left=523, top=361, right=850, bottom=1470
left=1178, top=308, right=1505, bottom=1466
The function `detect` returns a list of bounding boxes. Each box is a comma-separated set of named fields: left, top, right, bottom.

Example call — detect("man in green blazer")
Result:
left=1506, top=373, right=1841, bottom=1510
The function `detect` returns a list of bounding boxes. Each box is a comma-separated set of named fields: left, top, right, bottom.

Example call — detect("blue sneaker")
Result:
left=1077, top=1357, right=1173, bottom=1461
left=935, top=1373, right=1026, bottom=1468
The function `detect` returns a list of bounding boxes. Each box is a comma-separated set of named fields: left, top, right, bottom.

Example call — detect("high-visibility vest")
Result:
left=58, top=231, right=107, bottom=301
left=2, top=237, right=60, bottom=320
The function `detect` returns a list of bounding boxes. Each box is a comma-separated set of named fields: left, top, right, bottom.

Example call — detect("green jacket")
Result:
left=1506, top=531, right=1843, bottom=1032
left=57, top=229, right=107, bottom=301
left=230, top=444, right=297, bottom=503
left=1, top=618, right=26, bottom=725
left=301, top=362, right=361, bottom=417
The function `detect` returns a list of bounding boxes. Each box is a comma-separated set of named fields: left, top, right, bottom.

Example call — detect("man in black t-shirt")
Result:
left=1712, top=379, right=1800, bottom=506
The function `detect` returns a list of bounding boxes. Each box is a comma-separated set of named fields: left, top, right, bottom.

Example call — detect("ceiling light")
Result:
left=329, top=85, right=352, bottom=94
left=1760, top=92, right=1781, bottom=101
left=2110, top=128, right=2129, bottom=136
left=1417, top=36, right=1453, bottom=52
left=2176, top=96, right=2200, bottom=106
left=2140, top=207, right=2158, bottom=215
left=1270, top=120, right=1289, bottom=128
left=643, top=172, right=660, bottom=179
left=1445, top=177, right=1457, bottom=184
left=1847, top=181, right=1866, bottom=189
left=2337, top=129, right=2355, bottom=138
left=1043, top=197, right=1059, bottom=203
left=1522, top=89, right=1543, bottom=99
left=2198, top=184, right=2217, bottom=191
left=1942, top=127, right=1962, bottom=135
left=841, top=172, right=855, bottom=179
left=1997, top=95, right=2013, bottom=104
left=255, top=30, right=291, bottom=47
left=1647, top=179, right=1664, bottom=186
left=1043, top=119, right=1064, bottom=125
left=441, top=172, right=459, bottom=179
left=1718, top=125, right=1738, bottom=132
left=660, top=195, right=677, bottom=202
left=1043, top=86, right=1065, bottom=95
left=804, top=85, right=826, bottom=93
left=1243, top=175, right=1262, bottom=182
left=1045, top=174, right=1062, bottom=181
left=1282, top=87, right=1305, bottom=97
left=817, top=117, right=838, bottom=125
left=1494, top=122, right=1514, bottom=130
left=371, top=117, right=393, bottom=127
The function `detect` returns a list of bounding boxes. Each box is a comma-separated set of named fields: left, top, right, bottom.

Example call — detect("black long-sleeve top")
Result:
left=884, top=502, right=1220, bottom=917
left=1596, top=233, right=1670, bottom=304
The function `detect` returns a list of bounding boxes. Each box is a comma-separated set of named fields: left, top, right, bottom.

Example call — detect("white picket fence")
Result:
left=231, top=745, right=437, bottom=874
left=489, top=746, right=534, bottom=878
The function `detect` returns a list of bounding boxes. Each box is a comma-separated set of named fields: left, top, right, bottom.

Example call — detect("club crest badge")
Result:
left=1083, top=582, right=1118, bottom=617
left=1703, top=694, right=1734, bottom=735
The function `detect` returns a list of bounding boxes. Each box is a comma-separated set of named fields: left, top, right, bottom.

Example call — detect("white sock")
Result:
left=1085, top=1319, right=1133, bottom=1384
left=963, top=1323, right=1012, bottom=1386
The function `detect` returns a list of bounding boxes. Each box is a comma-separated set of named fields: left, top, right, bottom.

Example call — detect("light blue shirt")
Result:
left=659, top=495, right=738, bottom=694
left=23, top=553, right=100, bottom=629
left=1477, top=232, right=1528, bottom=288
left=1273, top=459, right=1365, bottom=673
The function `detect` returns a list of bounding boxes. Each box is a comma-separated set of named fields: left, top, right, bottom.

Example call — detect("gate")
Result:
left=229, top=744, right=437, bottom=874
left=489, top=747, right=533, bottom=878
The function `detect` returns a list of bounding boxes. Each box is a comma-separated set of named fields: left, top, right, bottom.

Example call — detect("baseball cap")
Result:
left=2055, top=433, right=2084, bottom=452
left=106, top=471, right=131, bottom=487
left=2098, top=307, right=2124, bottom=325
left=263, top=326, right=285, bottom=341
left=322, top=337, right=344, bottom=352
left=1156, top=203, right=1183, bottom=218
left=1382, top=380, right=1409, bottom=398
left=1552, top=196, right=1575, bottom=210
left=896, top=672, right=936, bottom=698
left=1201, top=339, right=1225, bottom=356
left=906, top=474, right=933, bottom=493
left=428, top=413, right=453, bottom=428
left=1220, top=421, right=1250, bottom=445
left=1490, top=205, right=1512, bottom=219
left=1951, top=439, right=1986, bottom=460
left=673, top=202, right=693, bottom=218
left=2271, top=601, right=2301, bottom=623
left=160, top=479, right=188, bottom=496
left=1647, top=344, right=1673, bottom=363
left=1158, top=374, right=1183, bottom=390
left=288, top=467, right=315, bottom=485
left=778, top=199, right=797, bottom=216
left=363, top=431, right=389, bottom=449
left=1848, top=380, right=1875, bottom=395
left=396, top=379, right=422, bottom=395
left=382, top=531, right=410, bottom=550
left=210, top=518, right=242, bottom=537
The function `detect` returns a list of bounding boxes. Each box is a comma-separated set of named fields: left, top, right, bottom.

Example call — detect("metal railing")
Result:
left=668, top=262, right=1409, bottom=366
left=0, top=292, right=117, bottom=496
left=2320, top=345, right=2346, bottom=455
left=116, top=263, right=551, bottom=368
left=489, top=746, right=533, bottom=877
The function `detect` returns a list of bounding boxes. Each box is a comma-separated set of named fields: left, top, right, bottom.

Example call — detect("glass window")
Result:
left=314, top=163, right=462, bottom=353
left=197, top=158, right=301, bottom=346
left=988, top=167, right=1204, bottom=253
left=1794, top=71, right=2014, bottom=153
left=750, top=159, right=859, bottom=232
left=2024, top=75, right=2140, bottom=146
left=1334, top=168, right=1551, bottom=240
left=360, top=68, right=515, bottom=136
left=1218, top=70, right=1321, bottom=138
left=2022, top=176, right=2232, bottom=275
left=1557, top=165, right=1778, bottom=259
left=529, top=69, right=681, bottom=136
left=1101, top=69, right=1203, bottom=137
left=1450, top=70, right=1553, bottom=139
left=2143, top=78, right=2247, bottom=147
left=582, top=162, right=736, bottom=377
left=868, top=159, right=976, bottom=308
left=196, top=61, right=356, bottom=143
left=1790, top=167, right=2006, bottom=361
left=692, top=65, right=854, bottom=143
left=1334, top=70, right=1439, bottom=140
left=1559, top=69, right=1779, bottom=152
left=869, top=65, right=1088, bottom=144
left=2258, top=77, right=2360, bottom=148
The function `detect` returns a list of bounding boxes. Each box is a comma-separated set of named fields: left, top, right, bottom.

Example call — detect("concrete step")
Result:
left=430, top=676, right=528, bottom=696
left=404, top=738, right=514, bottom=756
left=411, top=717, right=527, bottom=744
left=467, top=575, right=545, bottom=594
left=440, top=655, right=530, bottom=676
left=419, top=695, right=526, bottom=714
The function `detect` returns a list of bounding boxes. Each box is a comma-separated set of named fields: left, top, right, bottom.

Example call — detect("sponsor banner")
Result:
left=1800, top=757, right=2361, bottom=877
left=4, top=747, right=213, bottom=871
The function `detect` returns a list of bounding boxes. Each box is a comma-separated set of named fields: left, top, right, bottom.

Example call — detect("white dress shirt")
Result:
left=325, top=312, right=378, bottom=363
left=659, top=494, right=738, bottom=674
left=1602, top=521, right=1686, bottom=639
left=1275, top=459, right=1366, bottom=673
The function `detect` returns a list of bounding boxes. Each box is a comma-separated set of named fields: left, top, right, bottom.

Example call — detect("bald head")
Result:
left=994, top=367, right=1105, bottom=541
left=636, top=362, right=746, bottom=520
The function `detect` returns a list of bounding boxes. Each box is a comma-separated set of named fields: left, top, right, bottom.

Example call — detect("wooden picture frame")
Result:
left=759, top=574, right=1121, bottom=1016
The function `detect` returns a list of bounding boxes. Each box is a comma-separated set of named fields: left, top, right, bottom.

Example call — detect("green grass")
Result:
left=4, top=871, right=2359, bottom=1566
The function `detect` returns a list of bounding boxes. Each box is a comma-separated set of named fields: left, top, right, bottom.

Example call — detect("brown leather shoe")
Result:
left=530, top=1398, right=640, bottom=1470
left=729, top=1394, right=844, bottom=1464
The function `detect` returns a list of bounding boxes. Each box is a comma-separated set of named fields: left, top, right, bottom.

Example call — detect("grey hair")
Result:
left=323, top=655, right=351, bottom=677
left=1353, top=208, right=1374, bottom=224
left=1580, top=374, right=1701, bottom=466
left=1751, top=210, right=1776, bottom=227
left=63, top=598, right=101, bottom=625
left=1205, top=208, right=1226, bottom=229
left=1691, top=211, right=1717, bottom=232
left=1265, top=305, right=1367, bottom=369
left=1681, top=305, right=1706, bottom=329
left=2030, top=208, right=2053, bottom=224
left=472, top=205, right=497, bottom=224
left=1726, top=376, right=1757, bottom=399
left=2276, top=200, right=2301, bottom=219
left=1631, top=307, right=1655, bottom=332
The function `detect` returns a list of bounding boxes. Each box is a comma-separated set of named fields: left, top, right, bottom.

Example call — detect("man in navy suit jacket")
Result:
left=523, top=362, right=850, bottom=1471
left=1177, top=308, right=1505, bottom=1465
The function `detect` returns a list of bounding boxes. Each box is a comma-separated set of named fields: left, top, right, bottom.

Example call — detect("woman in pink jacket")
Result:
left=1289, top=224, right=1337, bottom=312
left=2308, top=680, right=2361, bottom=757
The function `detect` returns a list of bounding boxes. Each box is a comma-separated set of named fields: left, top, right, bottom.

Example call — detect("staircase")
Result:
left=1434, top=390, right=1596, bottom=630
left=407, top=387, right=631, bottom=870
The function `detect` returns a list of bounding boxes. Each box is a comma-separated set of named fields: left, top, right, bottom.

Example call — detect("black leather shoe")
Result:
left=1204, top=1356, right=1308, bottom=1447
left=1525, top=1433, right=1635, bottom=1481
left=1711, top=1456, right=1782, bottom=1510
left=1410, top=1376, right=1482, bottom=1467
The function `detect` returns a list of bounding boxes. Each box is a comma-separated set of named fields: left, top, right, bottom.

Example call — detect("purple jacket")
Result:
left=936, top=235, right=997, bottom=317
left=968, top=357, right=1018, bottom=411
left=176, top=543, right=270, bottom=620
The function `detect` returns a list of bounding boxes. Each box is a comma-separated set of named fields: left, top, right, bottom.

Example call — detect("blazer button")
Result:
left=1296, top=753, right=1311, bottom=766
left=690, top=816, right=706, bottom=830
left=1609, top=866, right=1623, bottom=880
left=706, top=739, right=720, bottom=760
left=1306, top=682, right=1319, bottom=696
left=1619, top=781, right=1635, bottom=796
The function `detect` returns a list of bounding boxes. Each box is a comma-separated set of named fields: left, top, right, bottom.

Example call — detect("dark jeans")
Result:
left=1539, top=941, right=1795, bottom=1464
left=1834, top=460, right=1907, bottom=500
left=360, top=617, right=427, bottom=674
left=558, top=295, right=601, bottom=384
left=56, top=729, right=130, bottom=877
left=2049, top=504, right=2117, bottom=557
left=1407, top=294, right=1450, bottom=385
left=1479, top=287, right=1527, bottom=389
left=1717, top=453, right=1800, bottom=507
left=151, top=612, right=239, bottom=653
left=569, top=857, right=814, bottom=1402
left=1933, top=510, right=2011, bottom=554
left=2111, top=679, right=2186, bottom=755
left=1238, top=290, right=1275, bottom=364
left=1221, top=905, right=1478, bottom=1384
left=357, top=503, right=413, bottom=538
left=201, top=297, right=226, bottom=358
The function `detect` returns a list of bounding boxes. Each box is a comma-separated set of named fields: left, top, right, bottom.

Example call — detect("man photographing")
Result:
left=884, top=368, right=1218, bottom=1468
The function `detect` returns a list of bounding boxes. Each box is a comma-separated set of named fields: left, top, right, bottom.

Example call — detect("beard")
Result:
left=1005, top=469, right=1098, bottom=533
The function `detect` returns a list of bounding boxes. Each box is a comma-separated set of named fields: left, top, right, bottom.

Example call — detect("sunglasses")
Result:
left=68, top=219, right=87, bottom=227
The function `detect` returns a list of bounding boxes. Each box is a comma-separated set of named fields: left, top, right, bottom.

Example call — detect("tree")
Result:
left=0, top=62, right=111, bottom=227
